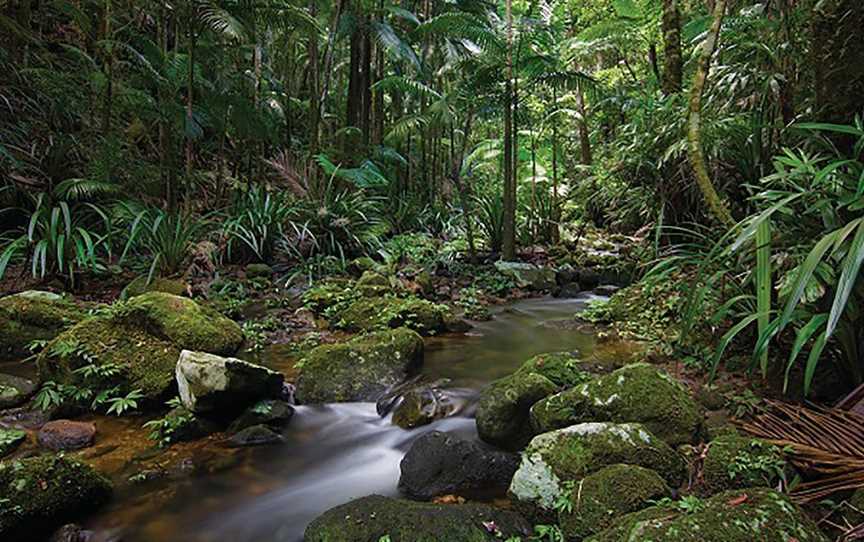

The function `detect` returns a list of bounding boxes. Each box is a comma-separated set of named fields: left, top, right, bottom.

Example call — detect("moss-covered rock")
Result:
left=304, top=494, right=531, bottom=542
left=302, top=279, right=358, bottom=315
left=0, top=291, right=84, bottom=358
left=245, top=263, right=273, bottom=279
left=0, top=455, right=112, bottom=539
left=702, top=433, right=786, bottom=495
left=119, top=276, right=188, bottom=301
left=559, top=464, right=671, bottom=540
left=356, top=270, right=392, bottom=297
left=295, top=328, right=424, bottom=404
left=494, top=261, right=557, bottom=290
left=37, top=293, right=244, bottom=405
left=509, top=422, right=685, bottom=516
left=530, top=364, right=702, bottom=446
left=475, top=352, right=595, bottom=451
left=338, top=296, right=448, bottom=336
left=585, top=487, right=828, bottom=542
left=0, top=428, right=26, bottom=458
left=0, top=373, right=36, bottom=409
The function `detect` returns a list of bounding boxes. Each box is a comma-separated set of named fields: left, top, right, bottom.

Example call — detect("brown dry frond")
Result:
left=264, top=150, right=309, bottom=199
left=739, top=400, right=864, bottom=503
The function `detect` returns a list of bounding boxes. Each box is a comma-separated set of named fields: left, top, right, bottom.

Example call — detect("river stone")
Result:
left=0, top=428, right=26, bottom=458
left=176, top=350, right=284, bottom=415
left=295, top=328, right=424, bottom=404
left=37, top=293, right=244, bottom=406
left=227, top=424, right=283, bottom=447
left=475, top=352, right=592, bottom=450
left=0, top=291, right=84, bottom=358
left=509, top=423, right=685, bottom=516
left=585, top=487, right=828, bottom=542
left=494, top=261, right=556, bottom=290
left=0, top=373, right=37, bottom=409
left=702, top=433, right=786, bottom=494
left=530, top=363, right=702, bottom=447
left=0, top=455, right=112, bottom=540
left=398, top=431, right=520, bottom=500
left=37, top=420, right=96, bottom=451
left=227, top=399, right=294, bottom=433
left=338, top=296, right=447, bottom=336
left=391, top=386, right=457, bottom=429
left=304, top=494, right=531, bottom=542
left=558, top=464, right=671, bottom=540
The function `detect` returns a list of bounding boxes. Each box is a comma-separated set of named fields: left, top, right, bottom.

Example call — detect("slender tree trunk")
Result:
left=102, top=0, right=113, bottom=134
left=319, top=0, right=347, bottom=135
left=661, top=0, right=683, bottom=94
left=551, top=86, right=560, bottom=243
left=687, top=0, right=734, bottom=226
left=451, top=112, right=477, bottom=261
left=308, top=0, right=321, bottom=196
left=576, top=85, right=592, bottom=165
left=501, top=0, right=517, bottom=260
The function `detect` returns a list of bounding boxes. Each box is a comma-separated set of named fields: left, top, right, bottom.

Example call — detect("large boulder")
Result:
left=304, top=494, right=531, bottom=542
left=701, top=433, right=786, bottom=494
left=398, top=431, right=520, bottom=500
left=0, top=291, right=83, bottom=358
left=0, top=373, right=37, bottom=409
left=37, top=420, right=96, bottom=451
left=509, top=423, right=685, bottom=516
left=558, top=464, right=671, bottom=540
left=585, top=488, right=828, bottom=542
left=119, top=276, right=187, bottom=301
left=530, top=364, right=702, bottom=446
left=494, top=261, right=557, bottom=290
left=37, top=292, right=244, bottom=405
left=338, top=296, right=448, bottom=336
left=295, top=328, right=424, bottom=404
left=476, top=352, right=594, bottom=451
left=176, top=350, right=284, bottom=415
left=0, top=455, right=112, bottom=540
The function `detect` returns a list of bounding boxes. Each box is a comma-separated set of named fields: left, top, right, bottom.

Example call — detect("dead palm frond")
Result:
left=739, top=400, right=864, bottom=503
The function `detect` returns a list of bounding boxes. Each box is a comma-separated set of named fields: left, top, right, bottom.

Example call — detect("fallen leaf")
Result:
left=727, top=494, right=748, bottom=506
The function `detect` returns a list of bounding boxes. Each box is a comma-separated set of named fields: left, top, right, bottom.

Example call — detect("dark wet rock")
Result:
left=553, top=283, right=583, bottom=298
left=38, top=292, right=244, bottom=406
left=49, top=523, right=95, bottom=542
left=694, top=385, right=726, bottom=411
left=176, top=350, right=284, bottom=415
left=701, top=433, right=786, bottom=494
left=509, top=422, right=685, bottom=517
left=0, top=373, right=37, bottom=409
left=339, top=296, right=448, bottom=336
left=296, top=328, right=424, bottom=404
left=0, top=455, right=112, bottom=540
left=245, top=263, right=273, bottom=279
left=556, top=263, right=578, bottom=285
left=0, top=405, right=53, bottom=429
left=476, top=352, right=594, bottom=450
left=594, top=285, right=620, bottom=296
left=227, top=424, right=283, bottom=447
left=37, top=420, right=96, bottom=451
left=530, top=363, right=702, bottom=447
left=586, top=487, right=827, bottom=542
left=228, top=399, right=294, bottom=433
left=119, top=276, right=188, bottom=301
left=391, top=386, right=458, bottom=429
left=398, top=431, right=519, bottom=500
left=0, top=428, right=26, bottom=457
left=494, top=261, right=556, bottom=290
left=577, top=268, right=602, bottom=290
left=304, top=494, right=531, bottom=542
left=559, top=464, right=671, bottom=540
left=0, top=291, right=84, bottom=358
left=157, top=407, right=220, bottom=445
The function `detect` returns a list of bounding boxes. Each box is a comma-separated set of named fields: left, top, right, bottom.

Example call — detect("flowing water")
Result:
left=85, top=294, right=605, bottom=542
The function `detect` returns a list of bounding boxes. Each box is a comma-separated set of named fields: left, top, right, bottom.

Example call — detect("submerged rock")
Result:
left=0, top=428, right=26, bottom=458
left=227, top=399, right=294, bottom=433
left=339, top=296, right=448, bottom=336
left=37, top=420, right=96, bottom=451
left=0, top=455, right=112, bottom=539
left=304, top=494, right=531, bottom=542
left=295, top=328, right=424, bottom=404
left=558, top=464, right=671, bottom=540
left=0, top=291, right=84, bottom=358
left=509, top=422, right=685, bottom=516
left=176, top=350, right=284, bottom=415
left=0, top=373, right=37, bottom=409
left=398, top=431, right=519, bottom=500
left=530, top=363, right=702, bottom=446
left=227, top=424, right=283, bottom=447
left=585, top=487, right=827, bottom=542
left=476, top=352, right=593, bottom=450
left=701, top=433, right=786, bottom=494
left=37, top=292, right=244, bottom=405
left=494, top=261, right=557, bottom=290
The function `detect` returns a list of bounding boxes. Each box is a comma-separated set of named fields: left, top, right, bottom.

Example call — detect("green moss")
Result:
left=302, top=279, right=358, bottom=316
left=0, top=455, right=112, bottom=539
left=0, top=429, right=26, bottom=458
left=530, top=364, right=702, bottom=446
left=295, top=328, right=424, bottom=404
left=515, top=351, right=593, bottom=388
left=559, top=464, right=671, bottom=540
left=119, top=276, right=188, bottom=300
left=304, top=494, right=530, bottom=542
left=338, top=296, right=447, bottom=336
left=509, top=422, right=686, bottom=514
left=245, top=263, right=273, bottom=279
left=585, top=488, right=828, bottom=542
left=476, top=372, right=559, bottom=451
left=356, top=271, right=392, bottom=297
left=0, top=291, right=84, bottom=358
left=702, top=434, right=786, bottom=495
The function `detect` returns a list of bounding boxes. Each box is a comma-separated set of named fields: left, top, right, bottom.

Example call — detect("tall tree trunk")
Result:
left=308, top=0, right=321, bottom=196
left=551, top=86, right=560, bottom=243
left=576, top=85, right=592, bottom=165
left=687, top=0, right=734, bottom=226
left=501, top=0, right=516, bottom=260
left=319, top=0, right=347, bottom=136
left=812, top=0, right=864, bottom=127
left=451, top=112, right=477, bottom=262
left=101, top=0, right=113, bottom=134
left=661, top=0, right=683, bottom=94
